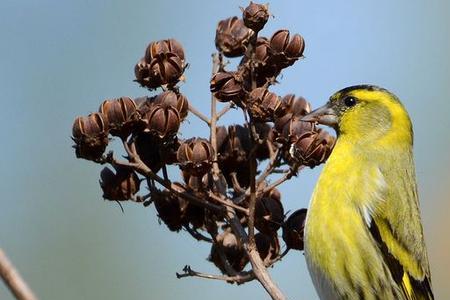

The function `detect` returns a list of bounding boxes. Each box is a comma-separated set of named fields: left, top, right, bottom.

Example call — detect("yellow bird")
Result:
left=301, top=85, right=433, bottom=300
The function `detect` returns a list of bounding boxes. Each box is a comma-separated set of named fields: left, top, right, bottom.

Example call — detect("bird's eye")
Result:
left=343, top=96, right=357, bottom=107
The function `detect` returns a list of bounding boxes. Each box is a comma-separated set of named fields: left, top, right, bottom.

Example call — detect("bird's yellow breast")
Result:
left=304, top=138, right=391, bottom=298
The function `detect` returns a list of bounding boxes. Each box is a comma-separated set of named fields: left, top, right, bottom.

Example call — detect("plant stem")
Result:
left=0, top=249, right=38, bottom=300
left=188, top=104, right=211, bottom=125
left=216, top=103, right=232, bottom=120
left=210, top=52, right=222, bottom=176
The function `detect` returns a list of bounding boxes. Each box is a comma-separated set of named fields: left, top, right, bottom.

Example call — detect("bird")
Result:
left=300, top=85, right=433, bottom=300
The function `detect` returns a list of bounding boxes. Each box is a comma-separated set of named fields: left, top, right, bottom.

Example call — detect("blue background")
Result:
left=1, top=1, right=449, bottom=299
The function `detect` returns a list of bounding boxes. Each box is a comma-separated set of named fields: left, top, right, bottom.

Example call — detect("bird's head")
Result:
left=302, top=85, right=413, bottom=145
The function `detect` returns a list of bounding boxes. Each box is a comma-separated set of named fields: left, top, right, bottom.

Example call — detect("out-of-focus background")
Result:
left=1, top=1, right=449, bottom=299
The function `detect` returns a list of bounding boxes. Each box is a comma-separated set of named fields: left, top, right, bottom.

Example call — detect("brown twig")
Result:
left=0, top=249, right=38, bottom=300
left=230, top=172, right=245, bottom=194
left=224, top=199, right=286, bottom=300
left=232, top=149, right=283, bottom=204
left=188, top=104, right=211, bottom=125
left=216, top=103, right=232, bottom=120
left=176, top=244, right=290, bottom=284
left=177, top=265, right=254, bottom=284
left=256, top=148, right=281, bottom=187
left=176, top=245, right=289, bottom=285
left=236, top=29, right=287, bottom=299
left=208, top=192, right=249, bottom=215
left=247, top=152, right=257, bottom=245
left=262, top=165, right=303, bottom=194
left=209, top=53, right=222, bottom=177
left=176, top=265, right=252, bottom=283
left=184, top=226, right=213, bottom=243
left=244, top=30, right=260, bottom=249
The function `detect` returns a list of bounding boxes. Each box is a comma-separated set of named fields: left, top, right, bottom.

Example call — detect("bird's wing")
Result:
left=363, top=163, right=434, bottom=300
left=368, top=217, right=433, bottom=300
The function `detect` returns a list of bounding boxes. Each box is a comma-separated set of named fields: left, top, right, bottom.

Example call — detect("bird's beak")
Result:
left=301, top=103, right=338, bottom=127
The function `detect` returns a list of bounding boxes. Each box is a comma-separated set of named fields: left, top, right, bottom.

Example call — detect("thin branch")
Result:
left=176, top=265, right=253, bottom=284
left=243, top=29, right=261, bottom=250
left=216, top=103, right=232, bottom=120
left=247, top=151, right=257, bottom=245
left=188, top=104, right=211, bottom=125
left=208, top=192, right=249, bottom=215
left=224, top=202, right=286, bottom=300
left=232, top=150, right=285, bottom=205
left=236, top=28, right=286, bottom=299
left=262, top=165, right=303, bottom=194
left=210, top=52, right=222, bottom=177
left=0, top=248, right=38, bottom=300
left=256, top=148, right=281, bottom=187
left=184, top=226, right=213, bottom=243
left=271, top=168, right=290, bottom=174
left=230, top=172, right=245, bottom=194
left=176, top=246, right=290, bottom=284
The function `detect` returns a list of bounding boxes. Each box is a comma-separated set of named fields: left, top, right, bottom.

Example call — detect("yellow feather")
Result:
left=402, top=272, right=415, bottom=300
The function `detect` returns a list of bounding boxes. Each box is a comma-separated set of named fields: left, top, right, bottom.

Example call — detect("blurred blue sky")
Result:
left=0, top=1, right=449, bottom=299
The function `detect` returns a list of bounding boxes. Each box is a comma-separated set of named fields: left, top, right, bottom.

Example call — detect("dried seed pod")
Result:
left=218, top=125, right=251, bottom=163
left=282, top=208, right=307, bottom=250
left=242, top=2, right=269, bottom=32
left=269, top=29, right=305, bottom=68
left=99, top=97, right=138, bottom=139
left=99, top=166, right=140, bottom=201
left=285, top=34, right=305, bottom=59
left=161, top=137, right=181, bottom=165
left=147, top=53, right=185, bottom=88
left=72, top=112, right=109, bottom=161
left=217, top=124, right=274, bottom=189
left=145, top=38, right=185, bottom=63
left=270, top=29, right=290, bottom=53
left=254, top=37, right=271, bottom=65
left=217, top=125, right=251, bottom=188
left=209, top=230, right=249, bottom=273
left=290, top=128, right=335, bottom=168
left=210, top=71, right=245, bottom=103
left=253, top=122, right=273, bottom=161
left=177, top=138, right=215, bottom=176
left=255, top=188, right=284, bottom=234
left=280, top=94, right=311, bottom=117
left=183, top=202, right=206, bottom=229
left=154, top=91, right=189, bottom=120
left=142, top=104, right=180, bottom=139
left=134, top=58, right=151, bottom=87
left=238, top=36, right=282, bottom=88
left=274, top=114, right=315, bottom=146
left=183, top=171, right=206, bottom=194
left=215, top=16, right=253, bottom=57
left=255, top=233, right=280, bottom=263
left=134, top=132, right=164, bottom=172
left=134, top=133, right=180, bottom=172
left=246, top=87, right=283, bottom=122
left=72, top=112, right=108, bottom=140
left=215, top=126, right=229, bottom=151
left=153, top=189, right=188, bottom=232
